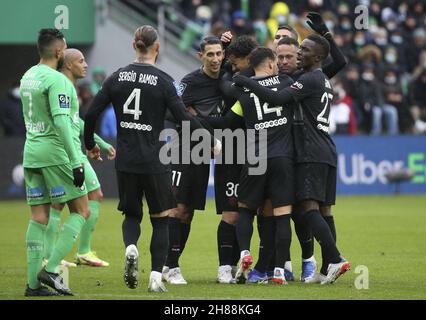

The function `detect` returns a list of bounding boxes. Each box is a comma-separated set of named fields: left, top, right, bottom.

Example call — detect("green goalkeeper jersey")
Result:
left=20, top=64, right=73, bottom=168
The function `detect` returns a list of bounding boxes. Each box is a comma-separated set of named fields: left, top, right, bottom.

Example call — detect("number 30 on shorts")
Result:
left=225, top=182, right=239, bottom=197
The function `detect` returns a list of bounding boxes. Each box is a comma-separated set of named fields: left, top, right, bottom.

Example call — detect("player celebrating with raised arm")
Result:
left=43, top=48, right=115, bottom=269
left=84, top=25, right=220, bottom=292
left=20, top=29, right=89, bottom=296
left=234, top=34, right=350, bottom=284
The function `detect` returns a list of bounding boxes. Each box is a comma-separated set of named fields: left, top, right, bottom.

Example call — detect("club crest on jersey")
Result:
left=58, top=94, right=69, bottom=108
left=291, top=81, right=303, bottom=90
left=175, top=81, right=187, bottom=97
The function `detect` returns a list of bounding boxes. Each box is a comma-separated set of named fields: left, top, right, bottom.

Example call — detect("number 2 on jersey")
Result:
left=318, top=92, right=333, bottom=124
left=123, top=88, right=142, bottom=120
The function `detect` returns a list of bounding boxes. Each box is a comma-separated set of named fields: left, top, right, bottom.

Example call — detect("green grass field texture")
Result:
left=1, top=195, right=425, bottom=300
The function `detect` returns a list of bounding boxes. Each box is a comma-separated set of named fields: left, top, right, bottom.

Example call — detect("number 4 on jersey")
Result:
left=123, top=88, right=142, bottom=120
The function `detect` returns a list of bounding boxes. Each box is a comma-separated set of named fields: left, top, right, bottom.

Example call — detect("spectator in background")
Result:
left=252, top=13, right=270, bottom=46
left=405, top=28, right=426, bottom=73
left=358, top=45, right=384, bottom=76
left=329, top=82, right=351, bottom=135
left=342, top=65, right=364, bottom=132
left=360, top=65, right=399, bottom=136
left=410, top=69, right=426, bottom=134
left=230, top=10, right=254, bottom=37
left=171, top=0, right=426, bottom=135
left=179, top=5, right=213, bottom=53
left=382, top=68, right=413, bottom=134
left=0, top=81, right=25, bottom=136
left=77, top=82, right=93, bottom=119
left=91, top=66, right=107, bottom=95
left=266, top=2, right=291, bottom=41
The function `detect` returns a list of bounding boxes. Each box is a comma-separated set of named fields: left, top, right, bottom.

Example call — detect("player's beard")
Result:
left=57, top=56, right=65, bottom=71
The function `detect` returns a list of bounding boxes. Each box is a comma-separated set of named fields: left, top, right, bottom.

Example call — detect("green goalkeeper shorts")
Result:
left=24, top=164, right=88, bottom=206
left=82, top=158, right=101, bottom=193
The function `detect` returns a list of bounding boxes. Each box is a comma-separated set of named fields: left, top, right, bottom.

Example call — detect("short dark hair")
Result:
left=199, top=36, right=222, bottom=52
left=227, top=35, right=258, bottom=58
left=306, top=34, right=330, bottom=60
left=277, top=25, right=299, bottom=40
left=277, top=36, right=299, bottom=47
left=134, top=25, right=158, bottom=53
left=249, top=47, right=276, bottom=69
left=37, top=28, right=64, bottom=58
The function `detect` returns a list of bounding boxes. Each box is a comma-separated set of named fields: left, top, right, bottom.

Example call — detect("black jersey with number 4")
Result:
left=84, top=63, right=207, bottom=174
left=233, top=75, right=294, bottom=159
left=287, top=69, right=337, bottom=167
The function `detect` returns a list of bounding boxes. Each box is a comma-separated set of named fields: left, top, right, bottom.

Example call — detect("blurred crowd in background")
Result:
left=1, top=0, right=425, bottom=137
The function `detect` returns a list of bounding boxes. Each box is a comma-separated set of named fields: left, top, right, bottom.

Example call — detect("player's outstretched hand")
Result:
left=107, top=146, right=116, bottom=160
left=87, top=144, right=103, bottom=161
left=212, top=138, right=222, bottom=156
left=233, top=74, right=250, bottom=87
left=306, top=12, right=330, bottom=37
left=72, top=165, right=85, bottom=188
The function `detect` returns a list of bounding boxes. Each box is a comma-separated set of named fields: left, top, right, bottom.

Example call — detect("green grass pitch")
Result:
left=1, top=196, right=426, bottom=300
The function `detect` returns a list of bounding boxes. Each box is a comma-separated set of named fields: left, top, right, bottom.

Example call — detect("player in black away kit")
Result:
left=163, top=36, right=225, bottom=285
left=256, top=13, right=348, bottom=283
left=204, top=47, right=296, bottom=284
left=215, top=34, right=258, bottom=284
left=84, top=26, right=220, bottom=292
left=234, top=34, right=350, bottom=284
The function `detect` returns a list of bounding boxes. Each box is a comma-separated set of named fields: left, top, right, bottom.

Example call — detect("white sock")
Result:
left=150, top=271, right=162, bottom=282
left=125, top=244, right=138, bottom=257
left=302, top=255, right=315, bottom=263
left=240, top=250, right=250, bottom=259
left=274, top=267, right=285, bottom=278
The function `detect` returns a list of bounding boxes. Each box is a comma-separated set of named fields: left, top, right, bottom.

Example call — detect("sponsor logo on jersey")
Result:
left=291, top=81, right=303, bottom=90
left=50, top=185, right=66, bottom=198
left=120, top=121, right=152, bottom=131
left=175, top=81, right=187, bottom=97
left=27, top=187, right=44, bottom=199
left=254, top=117, right=288, bottom=130
left=58, top=94, right=69, bottom=108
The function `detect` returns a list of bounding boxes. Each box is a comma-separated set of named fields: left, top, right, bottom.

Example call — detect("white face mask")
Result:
left=362, top=72, right=374, bottom=81
left=277, top=15, right=287, bottom=25
left=354, top=37, right=365, bottom=46
left=385, top=53, right=397, bottom=64
left=375, top=38, right=388, bottom=46
left=385, top=76, right=397, bottom=85
left=391, top=35, right=403, bottom=44
left=341, top=22, right=351, bottom=30
left=325, top=20, right=335, bottom=30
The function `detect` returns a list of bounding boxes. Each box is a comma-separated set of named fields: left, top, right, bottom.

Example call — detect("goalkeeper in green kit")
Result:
left=20, top=29, right=89, bottom=296
left=42, top=48, right=115, bottom=269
